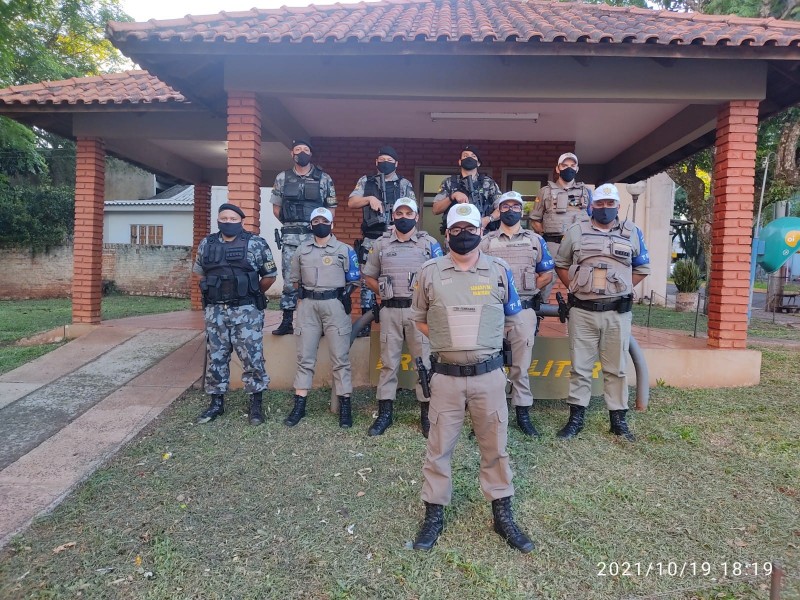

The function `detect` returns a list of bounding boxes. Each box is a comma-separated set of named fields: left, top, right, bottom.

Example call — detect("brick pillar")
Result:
left=190, top=182, right=212, bottom=311
left=72, top=137, right=105, bottom=324
left=708, top=100, right=759, bottom=349
left=227, top=91, right=261, bottom=233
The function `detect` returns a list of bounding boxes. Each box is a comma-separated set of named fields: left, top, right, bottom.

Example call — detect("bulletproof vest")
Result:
left=297, top=239, right=347, bottom=290
left=425, top=256, right=506, bottom=353
left=483, top=230, right=542, bottom=297
left=200, top=233, right=260, bottom=304
left=541, top=181, right=591, bottom=235
left=378, top=232, right=436, bottom=299
left=569, top=220, right=635, bottom=299
left=280, top=167, right=324, bottom=223
left=440, top=174, right=495, bottom=233
left=362, top=175, right=403, bottom=235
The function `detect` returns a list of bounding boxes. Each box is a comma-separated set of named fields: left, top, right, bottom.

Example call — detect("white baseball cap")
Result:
left=558, top=152, right=579, bottom=166
left=494, top=190, right=524, bottom=209
left=309, top=207, right=333, bottom=222
left=446, top=203, right=481, bottom=229
left=392, top=197, right=418, bottom=213
left=592, top=183, right=621, bottom=204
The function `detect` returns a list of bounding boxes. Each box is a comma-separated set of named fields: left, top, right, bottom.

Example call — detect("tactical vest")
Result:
left=280, top=167, right=324, bottom=223
left=483, top=230, right=542, bottom=297
left=200, top=233, right=260, bottom=304
left=362, top=175, right=403, bottom=236
left=541, top=181, right=591, bottom=235
left=377, top=232, right=435, bottom=299
left=297, top=239, right=348, bottom=291
left=425, top=256, right=506, bottom=353
left=440, top=174, right=496, bottom=234
left=569, top=220, right=635, bottom=299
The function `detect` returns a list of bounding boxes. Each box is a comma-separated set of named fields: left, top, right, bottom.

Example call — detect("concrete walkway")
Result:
left=0, top=316, right=207, bottom=548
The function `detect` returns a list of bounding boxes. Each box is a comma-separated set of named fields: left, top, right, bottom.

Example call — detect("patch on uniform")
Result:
left=322, top=256, right=333, bottom=265
left=455, top=205, right=473, bottom=217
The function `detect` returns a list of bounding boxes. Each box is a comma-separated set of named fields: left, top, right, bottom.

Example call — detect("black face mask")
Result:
left=592, top=207, right=618, bottom=225
left=393, top=217, right=416, bottom=234
left=499, top=211, right=522, bottom=226
left=218, top=221, right=243, bottom=237
left=377, top=161, right=396, bottom=175
left=559, top=167, right=577, bottom=183
left=294, top=152, right=311, bottom=167
left=311, top=223, right=332, bottom=238
left=460, top=157, right=479, bottom=171
left=448, top=230, right=482, bottom=255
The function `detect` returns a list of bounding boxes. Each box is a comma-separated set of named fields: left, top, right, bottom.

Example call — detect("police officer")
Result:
left=528, top=152, right=592, bottom=303
left=480, top=191, right=555, bottom=437
left=193, top=203, right=277, bottom=426
left=348, top=146, right=416, bottom=338
left=409, top=203, right=534, bottom=553
left=362, top=197, right=442, bottom=437
left=432, top=145, right=502, bottom=235
left=270, top=139, right=337, bottom=336
left=284, top=207, right=361, bottom=428
left=554, top=184, right=650, bottom=441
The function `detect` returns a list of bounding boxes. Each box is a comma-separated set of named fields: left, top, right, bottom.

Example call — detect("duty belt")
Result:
left=432, top=353, right=503, bottom=377
left=382, top=298, right=412, bottom=308
left=207, top=297, right=256, bottom=307
left=363, top=230, right=385, bottom=240
left=299, top=287, right=342, bottom=300
left=281, top=225, right=311, bottom=235
left=520, top=293, right=542, bottom=311
left=569, top=294, right=633, bottom=313
left=542, top=233, right=563, bottom=243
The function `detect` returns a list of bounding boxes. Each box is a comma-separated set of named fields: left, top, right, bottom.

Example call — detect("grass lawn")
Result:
left=0, top=296, right=190, bottom=374
left=1, top=345, right=797, bottom=599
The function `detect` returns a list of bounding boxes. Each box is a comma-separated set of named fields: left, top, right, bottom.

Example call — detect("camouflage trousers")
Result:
left=279, top=231, right=313, bottom=311
left=359, top=236, right=378, bottom=312
left=204, top=303, right=269, bottom=394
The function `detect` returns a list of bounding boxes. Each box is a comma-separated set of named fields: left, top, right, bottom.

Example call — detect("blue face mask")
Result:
left=592, top=207, right=618, bottom=225
left=218, top=221, right=243, bottom=237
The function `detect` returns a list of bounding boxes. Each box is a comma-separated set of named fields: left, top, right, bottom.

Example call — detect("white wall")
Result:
left=104, top=206, right=194, bottom=246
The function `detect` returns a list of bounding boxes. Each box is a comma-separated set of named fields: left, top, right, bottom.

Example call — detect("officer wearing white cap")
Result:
left=362, top=197, right=442, bottom=437
left=270, top=139, right=337, bottom=336
left=285, top=206, right=361, bottom=428
left=348, top=146, right=416, bottom=338
left=554, top=183, right=650, bottom=441
left=528, top=152, right=592, bottom=303
left=480, top=191, right=555, bottom=436
left=410, top=202, right=534, bottom=553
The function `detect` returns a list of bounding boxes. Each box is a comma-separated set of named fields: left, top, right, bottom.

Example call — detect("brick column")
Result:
left=190, top=182, right=212, bottom=310
left=227, top=91, right=261, bottom=233
left=708, top=100, right=759, bottom=349
left=72, top=137, right=105, bottom=324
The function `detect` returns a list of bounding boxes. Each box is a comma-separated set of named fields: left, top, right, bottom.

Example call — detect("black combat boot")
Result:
left=420, top=402, right=431, bottom=439
left=491, top=496, right=535, bottom=553
left=338, top=395, right=352, bottom=428
left=271, top=310, right=294, bottom=335
left=356, top=323, right=371, bottom=338
left=413, top=502, right=444, bottom=551
left=515, top=406, right=540, bottom=438
left=198, top=394, right=224, bottom=424
left=248, top=391, right=264, bottom=426
left=609, top=409, right=636, bottom=441
left=283, top=394, right=306, bottom=427
left=556, top=404, right=586, bottom=439
left=368, top=400, right=393, bottom=436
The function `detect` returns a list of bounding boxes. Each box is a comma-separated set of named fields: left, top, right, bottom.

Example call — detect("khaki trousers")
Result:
left=567, top=307, right=632, bottom=411
left=504, top=308, right=537, bottom=407
left=376, top=306, right=431, bottom=402
left=293, top=298, right=353, bottom=395
left=421, top=368, right=514, bottom=506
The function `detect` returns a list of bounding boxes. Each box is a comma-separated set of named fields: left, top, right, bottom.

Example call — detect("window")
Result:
left=130, top=224, right=163, bottom=245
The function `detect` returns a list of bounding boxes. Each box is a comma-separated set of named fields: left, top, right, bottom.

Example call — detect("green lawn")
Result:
left=0, top=296, right=190, bottom=374
left=1, top=345, right=797, bottom=599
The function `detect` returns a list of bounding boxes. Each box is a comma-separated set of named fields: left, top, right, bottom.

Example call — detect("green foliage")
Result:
left=672, top=258, right=702, bottom=292
left=0, top=182, right=74, bottom=250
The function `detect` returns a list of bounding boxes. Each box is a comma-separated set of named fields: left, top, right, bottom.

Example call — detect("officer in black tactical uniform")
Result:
left=270, top=139, right=337, bottom=336
left=348, top=146, right=416, bottom=337
left=193, top=203, right=277, bottom=426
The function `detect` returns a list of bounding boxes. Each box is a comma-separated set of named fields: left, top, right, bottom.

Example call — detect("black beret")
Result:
left=218, top=203, right=245, bottom=219
left=462, top=144, right=480, bottom=162
left=291, top=138, right=313, bottom=152
left=377, top=145, right=398, bottom=161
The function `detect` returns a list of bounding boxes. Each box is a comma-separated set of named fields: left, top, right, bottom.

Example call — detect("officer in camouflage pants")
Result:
left=194, top=203, right=277, bottom=426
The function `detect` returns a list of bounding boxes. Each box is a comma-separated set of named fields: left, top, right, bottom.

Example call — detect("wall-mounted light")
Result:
left=430, top=112, right=539, bottom=123
left=626, top=181, right=647, bottom=223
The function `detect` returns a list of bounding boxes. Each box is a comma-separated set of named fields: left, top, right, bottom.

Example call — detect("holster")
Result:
left=502, top=339, right=512, bottom=367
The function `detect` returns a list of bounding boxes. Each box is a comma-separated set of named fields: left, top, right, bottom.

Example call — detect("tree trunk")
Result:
left=775, top=117, right=800, bottom=186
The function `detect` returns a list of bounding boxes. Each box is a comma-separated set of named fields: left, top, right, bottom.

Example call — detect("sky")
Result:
left=120, top=0, right=363, bottom=22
